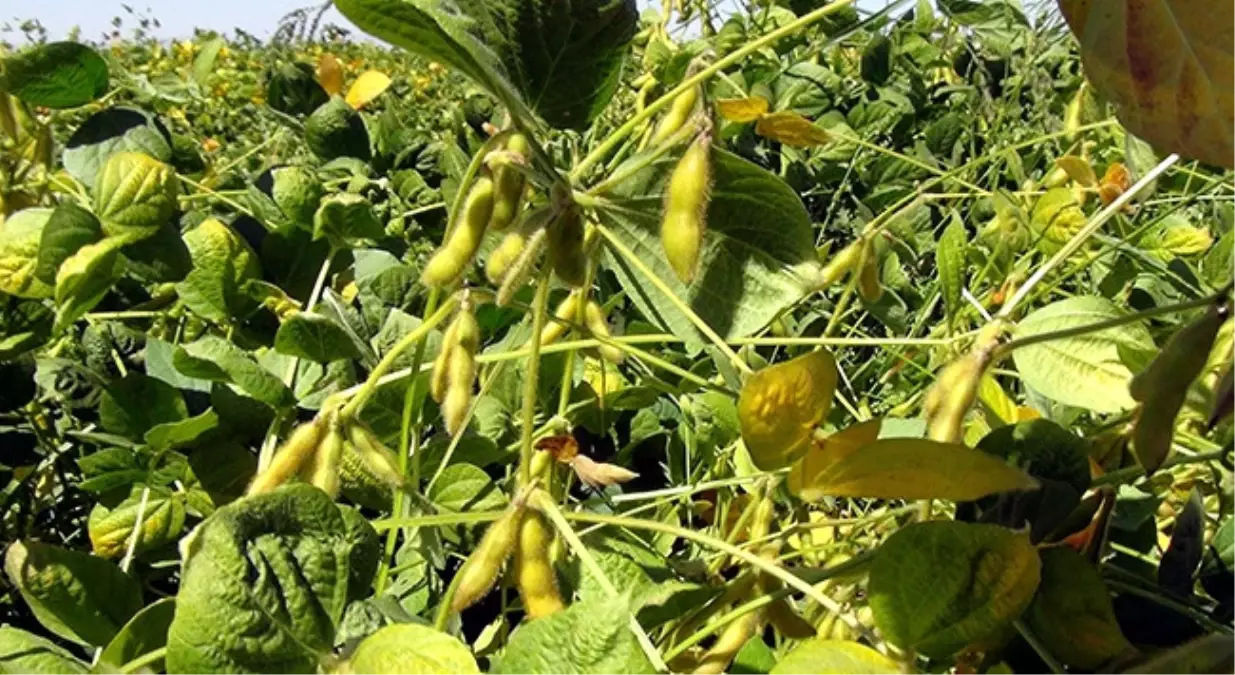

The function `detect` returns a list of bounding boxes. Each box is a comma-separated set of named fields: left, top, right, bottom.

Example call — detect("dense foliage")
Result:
left=0, top=0, right=1232, bottom=673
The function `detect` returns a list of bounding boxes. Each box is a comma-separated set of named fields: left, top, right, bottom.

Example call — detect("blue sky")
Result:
left=2, top=1, right=715, bottom=44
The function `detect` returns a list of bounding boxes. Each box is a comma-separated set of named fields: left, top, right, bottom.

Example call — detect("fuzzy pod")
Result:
left=441, top=344, right=476, bottom=436
left=430, top=317, right=463, bottom=404
left=650, top=86, right=700, bottom=147
left=817, top=240, right=863, bottom=290
left=535, top=291, right=584, bottom=349
left=346, top=422, right=406, bottom=488
left=514, top=511, right=565, bottom=619
left=452, top=505, right=525, bottom=613
left=855, top=238, right=883, bottom=302
left=754, top=543, right=815, bottom=639
left=488, top=133, right=529, bottom=232
left=692, top=610, right=761, bottom=674
left=923, top=351, right=989, bottom=444
left=422, top=176, right=496, bottom=287
left=661, top=136, right=712, bottom=284
left=495, top=226, right=547, bottom=307
left=583, top=301, right=624, bottom=364
left=1131, top=302, right=1229, bottom=473
left=547, top=207, right=587, bottom=288
left=304, top=421, right=345, bottom=499
left=247, top=417, right=325, bottom=495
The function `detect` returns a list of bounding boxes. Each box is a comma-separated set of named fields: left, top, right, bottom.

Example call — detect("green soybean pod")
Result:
left=1131, top=302, right=1229, bottom=473
left=488, top=133, right=529, bottom=232
left=650, top=86, right=700, bottom=147
left=422, top=176, right=495, bottom=287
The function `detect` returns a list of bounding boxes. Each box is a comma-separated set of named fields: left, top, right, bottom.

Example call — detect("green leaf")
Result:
left=53, top=235, right=128, bottom=331
left=274, top=312, right=363, bottom=363
left=312, top=193, right=384, bottom=247
left=798, top=437, right=1037, bottom=501
left=145, top=409, right=219, bottom=450
left=860, top=34, right=893, bottom=85
left=597, top=148, right=821, bottom=344
left=173, top=336, right=293, bottom=408
left=98, top=372, right=188, bottom=438
left=35, top=202, right=102, bottom=284
left=93, top=151, right=180, bottom=240
left=0, top=626, right=89, bottom=674
left=428, top=463, right=508, bottom=514
left=738, top=350, right=838, bottom=471
left=121, top=220, right=192, bottom=283
left=1011, top=296, right=1155, bottom=412
left=334, top=0, right=636, bottom=130
left=88, top=484, right=187, bottom=559
left=1029, top=188, right=1086, bottom=248
left=769, top=639, right=900, bottom=674
left=63, top=107, right=173, bottom=188
left=347, top=623, right=480, bottom=674
left=176, top=217, right=262, bottom=323
left=1, top=41, right=108, bottom=108
left=1125, top=633, right=1234, bottom=673
left=1024, top=547, right=1133, bottom=669
left=937, top=213, right=966, bottom=331
left=166, top=484, right=379, bottom=673
left=98, top=598, right=176, bottom=673
left=868, top=521, right=1041, bottom=659
left=187, top=440, right=258, bottom=511
left=191, top=37, right=225, bottom=86
left=492, top=595, right=654, bottom=674
left=0, top=208, right=54, bottom=299
left=3, top=540, right=144, bottom=647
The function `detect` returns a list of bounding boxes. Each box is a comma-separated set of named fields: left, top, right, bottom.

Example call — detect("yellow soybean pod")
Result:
left=584, top=300, right=624, bottom=364
left=514, top=511, right=565, bottom=619
left=247, top=417, right=325, bottom=496
left=661, top=135, right=712, bottom=284
left=452, top=504, right=524, bottom=613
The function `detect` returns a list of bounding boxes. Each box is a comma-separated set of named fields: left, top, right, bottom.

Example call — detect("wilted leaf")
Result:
left=755, top=111, right=830, bottom=147
left=787, top=418, right=882, bottom=501
left=345, top=70, right=392, bottom=109
left=869, top=521, right=1041, bottom=659
left=1058, top=0, right=1233, bottom=168
left=799, top=437, right=1037, bottom=501
left=1055, top=155, right=1097, bottom=186
left=739, top=350, right=838, bottom=471
left=316, top=54, right=344, bottom=95
left=570, top=454, right=639, bottom=488
left=716, top=96, right=770, bottom=123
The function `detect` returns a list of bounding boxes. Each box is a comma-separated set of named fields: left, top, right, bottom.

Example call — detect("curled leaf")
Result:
left=570, top=454, right=638, bottom=488
left=755, top=111, right=830, bottom=147
left=716, top=96, right=769, bottom=123
left=739, top=350, right=838, bottom=471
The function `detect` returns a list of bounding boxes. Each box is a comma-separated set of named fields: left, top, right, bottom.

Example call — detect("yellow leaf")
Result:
left=1058, top=0, right=1233, bottom=168
left=802, top=438, right=1037, bottom=501
left=738, top=350, right=838, bottom=470
left=788, top=418, right=883, bottom=501
left=345, top=70, right=392, bottom=110
left=316, top=54, right=343, bottom=96
left=716, top=96, right=770, bottom=123
left=755, top=111, right=830, bottom=147
left=1055, top=155, right=1097, bottom=187
left=977, top=374, right=1018, bottom=426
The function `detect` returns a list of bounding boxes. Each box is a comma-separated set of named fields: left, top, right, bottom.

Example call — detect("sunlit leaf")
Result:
left=716, top=96, right=769, bottom=123
left=755, top=111, right=830, bottom=147
left=739, top=350, right=838, bottom=471
left=345, top=70, right=392, bottom=109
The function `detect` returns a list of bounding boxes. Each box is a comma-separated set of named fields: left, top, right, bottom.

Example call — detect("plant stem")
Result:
left=1013, top=619, right=1065, bottom=674
left=339, top=297, right=458, bottom=421
left=519, top=272, right=553, bottom=486
left=595, top=223, right=751, bottom=375
left=118, top=647, right=168, bottom=675
left=1090, top=449, right=1229, bottom=487
left=998, top=153, right=1180, bottom=318
left=569, top=0, right=862, bottom=181
left=534, top=494, right=668, bottom=672
left=558, top=510, right=871, bottom=639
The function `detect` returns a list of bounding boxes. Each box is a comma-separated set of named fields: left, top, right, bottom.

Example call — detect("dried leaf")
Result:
left=316, top=54, right=344, bottom=96
left=570, top=455, right=638, bottom=488
left=755, top=111, right=830, bottom=147
left=716, top=96, right=769, bottom=123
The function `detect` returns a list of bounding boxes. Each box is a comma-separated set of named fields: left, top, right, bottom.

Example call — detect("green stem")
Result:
left=1090, top=449, right=1229, bottom=487
left=569, top=0, right=862, bottom=181
left=558, top=510, right=872, bottom=639
left=519, top=272, right=553, bottom=486
left=595, top=223, right=750, bottom=375
left=339, top=297, right=458, bottom=421
left=118, top=647, right=167, bottom=675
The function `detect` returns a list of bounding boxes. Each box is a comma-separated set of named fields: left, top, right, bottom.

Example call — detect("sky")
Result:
left=2, top=0, right=707, bottom=44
